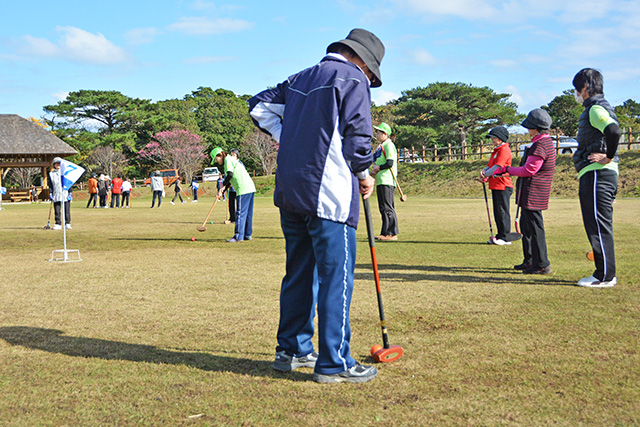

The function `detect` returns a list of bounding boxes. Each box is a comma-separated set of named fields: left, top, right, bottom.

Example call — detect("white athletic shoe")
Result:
left=170, top=201, right=175, bottom=205
left=65, top=224, right=72, bottom=230
left=577, top=276, right=617, bottom=288
left=52, top=224, right=62, bottom=230
left=488, top=237, right=511, bottom=245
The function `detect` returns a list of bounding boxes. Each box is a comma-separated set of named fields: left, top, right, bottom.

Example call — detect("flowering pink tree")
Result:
left=138, top=130, right=206, bottom=182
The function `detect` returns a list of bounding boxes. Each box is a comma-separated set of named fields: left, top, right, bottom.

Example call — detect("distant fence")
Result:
left=399, top=130, right=640, bottom=163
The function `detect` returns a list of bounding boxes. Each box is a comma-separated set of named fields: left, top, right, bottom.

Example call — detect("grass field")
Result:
left=1, top=194, right=639, bottom=426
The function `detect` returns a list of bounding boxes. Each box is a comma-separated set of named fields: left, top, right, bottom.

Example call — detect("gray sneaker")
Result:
left=273, top=351, right=318, bottom=372
left=313, top=362, right=378, bottom=384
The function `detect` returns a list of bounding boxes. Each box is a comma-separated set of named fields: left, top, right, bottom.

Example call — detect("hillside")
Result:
left=253, top=151, right=640, bottom=199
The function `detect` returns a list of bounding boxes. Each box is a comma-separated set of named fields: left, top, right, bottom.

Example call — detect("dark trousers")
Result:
left=491, top=187, right=512, bottom=240
left=376, top=185, right=398, bottom=236
left=151, top=191, right=162, bottom=208
left=171, top=192, right=183, bottom=203
left=54, top=201, right=71, bottom=225
left=579, top=169, right=617, bottom=281
left=122, top=192, right=130, bottom=207
left=86, top=193, right=98, bottom=208
left=520, top=208, right=550, bottom=269
left=229, top=190, right=237, bottom=222
left=99, top=194, right=107, bottom=207
left=110, top=193, right=121, bottom=208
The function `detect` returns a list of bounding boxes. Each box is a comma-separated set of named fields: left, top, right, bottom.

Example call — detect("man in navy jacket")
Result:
left=249, top=29, right=385, bottom=383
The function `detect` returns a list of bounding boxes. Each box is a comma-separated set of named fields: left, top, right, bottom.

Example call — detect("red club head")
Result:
left=372, top=345, right=403, bottom=363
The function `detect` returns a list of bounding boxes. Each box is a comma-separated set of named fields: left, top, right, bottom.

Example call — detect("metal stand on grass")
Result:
left=49, top=200, right=82, bottom=263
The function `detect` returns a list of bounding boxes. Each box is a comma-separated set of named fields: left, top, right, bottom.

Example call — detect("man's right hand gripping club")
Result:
left=359, top=175, right=375, bottom=199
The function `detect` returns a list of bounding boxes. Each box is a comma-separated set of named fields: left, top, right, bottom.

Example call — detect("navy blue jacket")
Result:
left=248, top=54, right=373, bottom=228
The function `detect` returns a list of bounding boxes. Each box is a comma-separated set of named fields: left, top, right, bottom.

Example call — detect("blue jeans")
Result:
left=234, top=193, right=254, bottom=240
left=277, top=210, right=357, bottom=374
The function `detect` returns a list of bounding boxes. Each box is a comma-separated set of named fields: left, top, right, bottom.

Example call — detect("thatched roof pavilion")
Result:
left=0, top=114, right=77, bottom=193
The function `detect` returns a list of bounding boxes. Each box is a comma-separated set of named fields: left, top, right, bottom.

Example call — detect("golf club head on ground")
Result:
left=370, top=344, right=404, bottom=363
left=196, top=226, right=207, bottom=232
left=505, top=232, right=522, bottom=242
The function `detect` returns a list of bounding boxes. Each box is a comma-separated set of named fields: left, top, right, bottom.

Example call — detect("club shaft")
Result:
left=362, top=196, right=391, bottom=349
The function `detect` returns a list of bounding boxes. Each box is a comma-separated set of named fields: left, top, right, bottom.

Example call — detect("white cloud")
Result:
left=17, top=27, right=130, bottom=65
left=393, top=0, right=498, bottom=20
left=372, top=89, right=399, bottom=106
left=168, top=17, right=253, bottom=35
left=52, top=91, right=69, bottom=102
left=125, top=27, right=163, bottom=45
left=184, top=55, right=237, bottom=64
left=412, top=48, right=437, bottom=66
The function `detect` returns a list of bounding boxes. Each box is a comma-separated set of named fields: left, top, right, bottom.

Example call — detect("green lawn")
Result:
left=1, top=194, right=638, bottom=426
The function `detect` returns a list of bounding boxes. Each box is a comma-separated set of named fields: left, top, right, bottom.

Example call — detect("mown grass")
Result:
left=1, top=192, right=639, bottom=426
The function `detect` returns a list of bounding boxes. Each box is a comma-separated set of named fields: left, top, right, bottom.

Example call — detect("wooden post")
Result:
left=411, top=145, right=415, bottom=163
left=479, top=140, right=484, bottom=158
left=434, top=147, right=438, bottom=162
left=447, top=144, right=452, bottom=161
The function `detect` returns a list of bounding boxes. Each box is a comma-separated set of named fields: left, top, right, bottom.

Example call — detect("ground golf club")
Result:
left=43, top=202, right=52, bottom=230
left=362, top=195, right=404, bottom=363
left=482, top=180, right=522, bottom=243
left=197, top=196, right=220, bottom=232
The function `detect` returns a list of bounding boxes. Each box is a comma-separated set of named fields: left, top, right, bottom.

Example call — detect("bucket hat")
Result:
left=487, top=126, right=509, bottom=142
left=327, top=29, right=385, bottom=87
left=521, top=108, right=552, bottom=130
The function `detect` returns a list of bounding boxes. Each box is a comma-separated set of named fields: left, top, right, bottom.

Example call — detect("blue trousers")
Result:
left=234, top=193, right=254, bottom=240
left=277, top=210, right=357, bottom=374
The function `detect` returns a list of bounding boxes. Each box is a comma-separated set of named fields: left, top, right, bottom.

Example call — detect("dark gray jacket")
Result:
left=573, top=94, right=619, bottom=172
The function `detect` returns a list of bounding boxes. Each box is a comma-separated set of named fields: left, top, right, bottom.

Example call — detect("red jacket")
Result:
left=487, top=143, right=513, bottom=190
left=111, top=177, right=123, bottom=194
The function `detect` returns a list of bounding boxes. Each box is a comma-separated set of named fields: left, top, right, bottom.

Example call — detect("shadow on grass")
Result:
left=355, top=263, right=577, bottom=287
left=0, top=326, right=310, bottom=381
left=359, top=239, right=487, bottom=245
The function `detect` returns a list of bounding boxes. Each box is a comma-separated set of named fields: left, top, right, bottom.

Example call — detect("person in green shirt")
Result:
left=211, top=147, right=256, bottom=242
left=370, top=122, right=398, bottom=241
left=572, top=68, right=621, bottom=288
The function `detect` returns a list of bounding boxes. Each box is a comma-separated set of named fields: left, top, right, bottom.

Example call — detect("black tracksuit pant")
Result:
left=520, top=208, right=550, bottom=269
left=54, top=201, right=71, bottom=225
left=376, top=184, right=398, bottom=236
left=491, top=187, right=512, bottom=240
left=579, top=169, right=617, bottom=281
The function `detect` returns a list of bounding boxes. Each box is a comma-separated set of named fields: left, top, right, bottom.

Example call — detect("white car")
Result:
left=202, top=167, right=221, bottom=182
left=518, top=137, right=578, bottom=157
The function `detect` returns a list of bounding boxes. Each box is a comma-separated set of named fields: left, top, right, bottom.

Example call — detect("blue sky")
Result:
left=1, top=0, right=639, bottom=124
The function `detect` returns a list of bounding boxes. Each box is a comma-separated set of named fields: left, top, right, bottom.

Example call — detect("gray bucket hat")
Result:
left=488, top=126, right=509, bottom=142
left=522, top=108, right=553, bottom=130
left=327, top=28, right=385, bottom=87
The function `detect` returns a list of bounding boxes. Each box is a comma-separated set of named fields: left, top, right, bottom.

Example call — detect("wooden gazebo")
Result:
left=0, top=114, right=77, bottom=201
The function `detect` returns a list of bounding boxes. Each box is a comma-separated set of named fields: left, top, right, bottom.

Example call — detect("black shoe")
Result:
left=523, top=265, right=552, bottom=275
left=514, top=262, right=532, bottom=270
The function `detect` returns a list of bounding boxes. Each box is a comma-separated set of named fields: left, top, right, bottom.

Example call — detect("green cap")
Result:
left=373, top=122, right=392, bottom=136
left=210, top=147, right=223, bottom=164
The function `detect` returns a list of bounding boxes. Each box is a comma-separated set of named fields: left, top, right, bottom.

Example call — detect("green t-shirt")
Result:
left=578, top=105, right=619, bottom=179
left=374, top=139, right=397, bottom=187
left=224, top=155, right=256, bottom=195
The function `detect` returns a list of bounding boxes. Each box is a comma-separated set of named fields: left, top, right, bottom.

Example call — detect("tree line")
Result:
left=7, top=82, right=639, bottom=188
